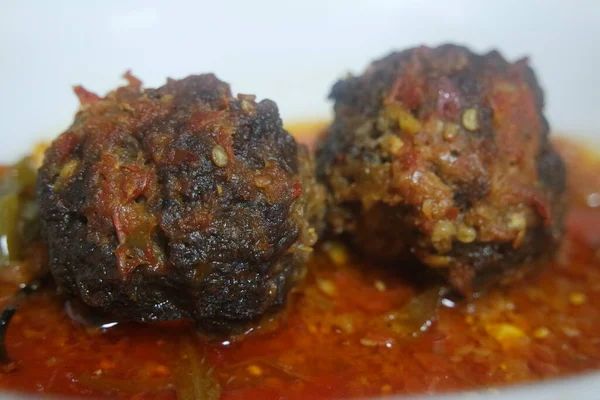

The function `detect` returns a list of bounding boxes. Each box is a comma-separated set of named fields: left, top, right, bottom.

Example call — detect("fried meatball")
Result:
left=316, top=45, right=566, bottom=293
left=37, top=73, right=324, bottom=333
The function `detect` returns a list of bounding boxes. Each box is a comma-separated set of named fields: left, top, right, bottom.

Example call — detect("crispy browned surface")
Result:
left=37, top=73, right=324, bottom=333
left=316, top=44, right=567, bottom=293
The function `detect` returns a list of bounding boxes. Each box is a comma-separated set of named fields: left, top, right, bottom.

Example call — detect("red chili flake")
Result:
left=292, top=181, right=302, bottom=198
left=73, top=85, right=101, bottom=105
left=445, top=207, right=459, bottom=220
left=386, top=74, right=424, bottom=110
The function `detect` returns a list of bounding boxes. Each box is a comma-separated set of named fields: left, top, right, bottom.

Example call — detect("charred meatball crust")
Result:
left=38, top=73, right=323, bottom=333
left=317, top=44, right=566, bottom=293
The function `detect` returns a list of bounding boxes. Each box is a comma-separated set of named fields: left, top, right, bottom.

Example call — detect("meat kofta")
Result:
left=316, top=44, right=566, bottom=293
left=37, top=73, right=325, bottom=333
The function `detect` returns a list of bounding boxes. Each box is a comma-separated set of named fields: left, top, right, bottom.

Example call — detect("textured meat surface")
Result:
left=316, top=44, right=567, bottom=293
left=37, top=73, right=324, bottom=333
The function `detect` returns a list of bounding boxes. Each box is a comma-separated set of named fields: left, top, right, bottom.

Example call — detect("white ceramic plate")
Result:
left=1, top=1, right=599, bottom=398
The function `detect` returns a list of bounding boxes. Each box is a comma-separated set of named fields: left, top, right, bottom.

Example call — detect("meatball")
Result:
left=316, top=45, right=566, bottom=293
left=37, top=73, right=324, bottom=333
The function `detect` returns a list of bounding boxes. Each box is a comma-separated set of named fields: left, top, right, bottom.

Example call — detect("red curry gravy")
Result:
left=0, top=125, right=598, bottom=399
